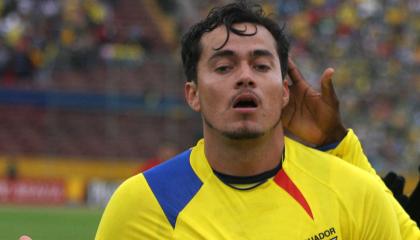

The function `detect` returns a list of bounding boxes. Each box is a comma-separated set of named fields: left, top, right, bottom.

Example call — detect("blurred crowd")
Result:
left=159, top=0, right=420, bottom=172
left=0, top=0, right=418, bottom=173
left=271, top=0, right=420, bottom=172
left=0, top=0, right=145, bottom=86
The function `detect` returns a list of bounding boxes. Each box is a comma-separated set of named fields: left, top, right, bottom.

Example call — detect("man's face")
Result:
left=185, top=23, right=289, bottom=140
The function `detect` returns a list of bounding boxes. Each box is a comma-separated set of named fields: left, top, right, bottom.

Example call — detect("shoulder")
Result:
left=143, top=149, right=203, bottom=199
left=95, top=173, right=172, bottom=239
left=96, top=148, right=206, bottom=240
left=143, top=149, right=203, bottom=227
left=109, top=149, right=202, bottom=212
left=144, top=149, right=195, bottom=181
left=101, top=173, right=161, bottom=220
left=285, top=137, right=386, bottom=199
left=96, top=150, right=199, bottom=239
left=284, top=138, right=401, bottom=239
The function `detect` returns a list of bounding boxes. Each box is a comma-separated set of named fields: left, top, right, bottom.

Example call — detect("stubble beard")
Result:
left=202, top=113, right=283, bottom=140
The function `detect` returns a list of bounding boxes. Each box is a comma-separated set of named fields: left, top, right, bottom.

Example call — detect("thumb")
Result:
left=19, top=235, right=32, bottom=240
left=320, top=68, right=338, bottom=107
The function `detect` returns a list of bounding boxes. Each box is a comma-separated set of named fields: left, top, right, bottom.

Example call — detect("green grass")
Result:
left=0, top=205, right=103, bottom=240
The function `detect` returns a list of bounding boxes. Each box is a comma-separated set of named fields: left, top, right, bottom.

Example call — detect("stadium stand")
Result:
left=0, top=0, right=418, bottom=184
left=0, top=0, right=195, bottom=162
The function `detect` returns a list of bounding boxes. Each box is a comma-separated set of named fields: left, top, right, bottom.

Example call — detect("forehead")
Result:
left=199, top=23, right=278, bottom=58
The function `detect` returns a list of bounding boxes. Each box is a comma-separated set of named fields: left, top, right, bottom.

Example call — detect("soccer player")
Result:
left=95, top=1, right=418, bottom=239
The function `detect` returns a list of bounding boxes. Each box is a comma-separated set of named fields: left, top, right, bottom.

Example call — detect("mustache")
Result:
left=230, top=90, right=261, bottom=107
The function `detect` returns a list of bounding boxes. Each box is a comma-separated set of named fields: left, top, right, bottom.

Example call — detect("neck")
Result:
left=203, top=126, right=285, bottom=176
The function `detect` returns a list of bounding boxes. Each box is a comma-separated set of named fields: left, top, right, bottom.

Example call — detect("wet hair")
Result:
left=181, top=0, right=289, bottom=83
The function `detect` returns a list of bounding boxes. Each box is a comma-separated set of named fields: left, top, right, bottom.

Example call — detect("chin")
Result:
left=221, top=128, right=264, bottom=140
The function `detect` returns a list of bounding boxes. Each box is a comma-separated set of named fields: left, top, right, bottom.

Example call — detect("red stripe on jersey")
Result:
left=274, top=169, right=314, bottom=220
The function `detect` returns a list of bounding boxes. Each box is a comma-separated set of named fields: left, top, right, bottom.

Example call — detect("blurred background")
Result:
left=0, top=0, right=418, bottom=238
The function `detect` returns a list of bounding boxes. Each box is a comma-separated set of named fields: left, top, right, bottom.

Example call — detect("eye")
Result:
left=215, top=65, right=232, bottom=74
left=254, top=64, right=271, bottom=72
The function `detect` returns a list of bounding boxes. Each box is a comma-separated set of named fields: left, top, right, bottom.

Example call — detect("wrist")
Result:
left=318, top=125, right=347, bottom=150
left=326, top=125, right=347, bottom=143
left=315, top=125, right=348, bottom=152
left=316, top=141, right=340, bottom=151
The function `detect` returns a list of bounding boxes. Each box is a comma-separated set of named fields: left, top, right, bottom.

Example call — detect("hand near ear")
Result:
left=281, top=58, right=347, bottom=146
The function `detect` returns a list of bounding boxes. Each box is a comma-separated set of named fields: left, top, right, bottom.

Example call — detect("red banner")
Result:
left=0, top=179, right=66, bottom=204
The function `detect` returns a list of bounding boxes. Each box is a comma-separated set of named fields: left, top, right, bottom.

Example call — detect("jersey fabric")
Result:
left=95, top=134, right=401, bottom=240
left=327, top=129, right=420, bottom=239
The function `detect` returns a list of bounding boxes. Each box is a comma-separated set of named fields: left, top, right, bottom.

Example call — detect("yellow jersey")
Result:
left=96, top=133, right=402, bottom=239
left=327, top=129, right=420, bottom=239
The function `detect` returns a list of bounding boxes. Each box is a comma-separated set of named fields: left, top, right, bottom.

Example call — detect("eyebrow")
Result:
left=208, top=50, right=235, bottom=61
left=250, top=49, right=275, bottom=59
left=209, top=49, right=275, bottom=62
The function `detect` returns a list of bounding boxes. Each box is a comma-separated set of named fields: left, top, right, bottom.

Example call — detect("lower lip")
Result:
left=233, top=107, right=257, bottom=114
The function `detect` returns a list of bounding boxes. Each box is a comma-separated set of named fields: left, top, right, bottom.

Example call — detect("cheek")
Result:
left=198, top=86, right=224, bottom=112
left=267, top=82, right=285, bottom=101
left=265, top=87, right=286, bottom=113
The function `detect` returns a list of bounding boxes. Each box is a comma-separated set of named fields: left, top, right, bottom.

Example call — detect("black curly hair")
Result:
left=181, top=0, right=289, bottom=83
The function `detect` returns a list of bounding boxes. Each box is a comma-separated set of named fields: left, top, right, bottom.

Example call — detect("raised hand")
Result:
left=282, top=58, right=347, bottom=146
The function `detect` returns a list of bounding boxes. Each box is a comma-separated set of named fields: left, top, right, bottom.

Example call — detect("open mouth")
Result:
left=232, top=94, right=258, bottom=109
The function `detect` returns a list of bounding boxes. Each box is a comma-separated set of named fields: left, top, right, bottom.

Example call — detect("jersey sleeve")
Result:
left=353, top=173, right=402, bottom=240
left=95, top=174, right=173, bottom=240
left=327, top=129, right=420, bottom=239
left=326, top=129, right=376, bottom=175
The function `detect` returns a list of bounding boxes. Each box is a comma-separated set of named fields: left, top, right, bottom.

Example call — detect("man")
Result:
left=95, top=1, right=417, bottom=239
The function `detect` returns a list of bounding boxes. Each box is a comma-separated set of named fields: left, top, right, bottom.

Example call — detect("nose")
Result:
left=235, top=64, right=256, bottom=89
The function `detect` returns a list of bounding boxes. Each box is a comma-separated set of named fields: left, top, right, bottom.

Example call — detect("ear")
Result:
left=281, top=80, right=289, bottom=108
left=185, top=81, right=201, bottom=112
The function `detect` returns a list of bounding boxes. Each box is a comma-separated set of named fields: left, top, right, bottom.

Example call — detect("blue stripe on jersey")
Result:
left=144, top=149, right=202, bottom=228
left=316, top=141, right=340, bottom=151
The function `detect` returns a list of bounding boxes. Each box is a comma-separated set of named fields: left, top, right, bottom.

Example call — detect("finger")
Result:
left=383, top=172, right=398, bottom=188
left=19, top=236, right=32, bottom=240
left=287, top=57, right=308, bottom=87
left=320, top=68, right=338, bottom=105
